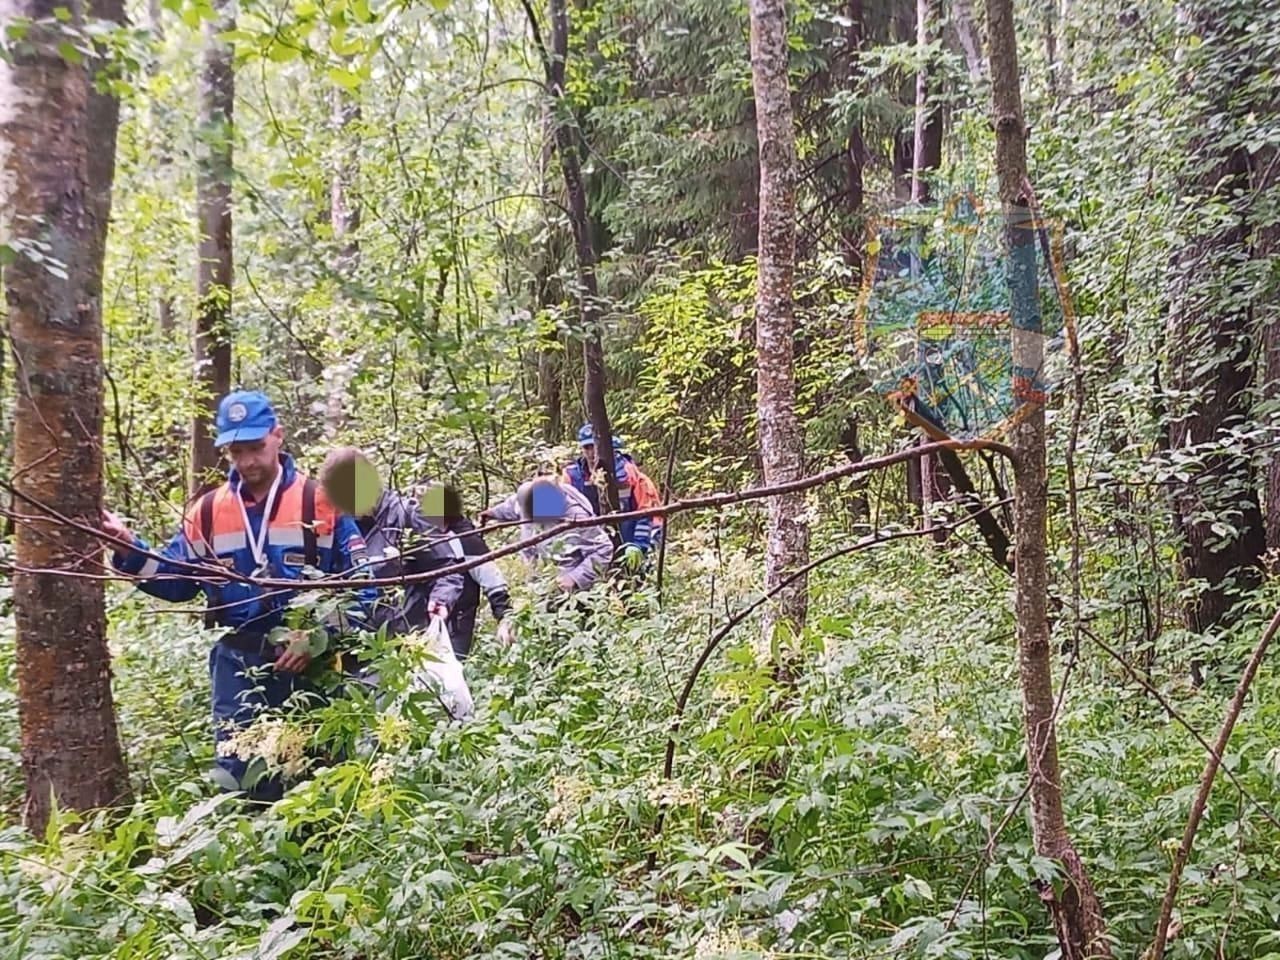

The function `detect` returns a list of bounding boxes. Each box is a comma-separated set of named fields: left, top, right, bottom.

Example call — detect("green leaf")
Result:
left=329, top=29, right=364, bottom=56
left=326, top=66, right=363, bottom=91
left=57, top=41, right=83, bottom=64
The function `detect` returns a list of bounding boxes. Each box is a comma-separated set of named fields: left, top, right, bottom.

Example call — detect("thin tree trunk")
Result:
left=951, top=0, right=985, bottom=81
left=324, top=80, right=360, bottom=440
left=750, top=0, right=810, bottom=642
left=1262, top=143, right=1280, bottom=552
left=190, top=0, right=235, bottom=495
left=843, top=0, right=866, bottom=280
left=1042, top=0, right=1059, bottom=100
left=1056, top=0, right=1072, bottom=94
left=2, top=0, right=132, bottom=835
left=987, top=0, right=1110, bottom=954
left=891, top=0, right=916, bottom=203
left=146, top=0, right=175, bottom=335
left=546, top=0, right=619, bottom=511
left=912, top=0, right=943, bottom=205
left=0, top=301, right=10, bottom=541
left=536, top=99, right=563, bottom=443
left=912, top=0, right=948, bottom=526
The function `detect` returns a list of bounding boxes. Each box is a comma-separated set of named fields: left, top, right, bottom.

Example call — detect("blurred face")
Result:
left=226, top=425, right=284, bottom=488
left=581, top=442, right=595, bottom=462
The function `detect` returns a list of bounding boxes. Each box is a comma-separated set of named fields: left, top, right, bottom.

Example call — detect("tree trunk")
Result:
left=891, top=0, right=916, bottom=203
left=750, top=0, right=810, bottom=643
left=324, top=80, right=360, bottom=440
left=1056, top=0, right=1072, bottom=95
left=1042, top=0, right=1059, bottom=100
left=190, top=0, right=235, bottom=495
left=2, top=0, right=132, bottom=835
left=1165, top=0, right=1265, bottom=648
left=546, top=0, right=619, bottom=510
left=911, top=0, right=943, bottom=205
left=986, top=0, right=1110, bottom=955
left=1262, top=143, right=1280, bottom=552
left=952, top=0, right=985, bottom=81
left=146, top=0, right=175, bottom=335
left=536, top=99, right=564, bottom=443
left=843, top=0, right=866, bottom=280
left=912, top=0, right=947, bottom=523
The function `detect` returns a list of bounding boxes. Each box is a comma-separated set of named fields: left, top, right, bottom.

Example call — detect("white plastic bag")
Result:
left=410, top=616, right=474, bottom=721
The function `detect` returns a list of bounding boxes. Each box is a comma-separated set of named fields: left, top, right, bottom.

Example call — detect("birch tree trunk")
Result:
left=2, top=0, right=132, bottom=835
left=190, top=0, right=235, bottom=494
left=987, top=0, right=1110, bottom=953
left=750, top=0, right=810, bottom=642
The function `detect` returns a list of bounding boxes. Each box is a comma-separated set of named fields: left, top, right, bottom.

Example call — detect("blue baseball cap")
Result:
left=577, top=423, right=594, bottom=445
left=214, top=390, right=278, bottom=447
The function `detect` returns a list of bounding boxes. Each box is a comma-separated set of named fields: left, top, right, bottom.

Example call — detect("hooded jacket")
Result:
left=486, top=481, right=613, bottom=591
left=358, top=489, right=466, bottom=636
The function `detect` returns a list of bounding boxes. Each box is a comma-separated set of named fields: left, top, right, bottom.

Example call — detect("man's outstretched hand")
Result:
left=102, top=510, right=135, bottom=547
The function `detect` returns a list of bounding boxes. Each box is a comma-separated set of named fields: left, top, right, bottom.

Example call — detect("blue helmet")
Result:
left=576, top=423, right=594, bottom=445
left=611, top=435, right=624, bottom=451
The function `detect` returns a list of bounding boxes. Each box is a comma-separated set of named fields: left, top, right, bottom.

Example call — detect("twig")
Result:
left=655, top=427, right=680, bottom=605
left=653, top=498, right=1012, bottom=845
left=1148, top=604, right=1280, bottom=960
left=1083, top=626, right=1280, bottom=832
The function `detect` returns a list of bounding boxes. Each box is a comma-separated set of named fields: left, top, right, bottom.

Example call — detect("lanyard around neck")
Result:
left=236, top=466, right=283, bottom=573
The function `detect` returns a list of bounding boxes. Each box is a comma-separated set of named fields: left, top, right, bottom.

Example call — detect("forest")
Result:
left=2, top=0, right=1280, bottom=956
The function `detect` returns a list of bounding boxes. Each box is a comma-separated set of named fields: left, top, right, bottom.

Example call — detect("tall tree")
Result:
left=1164, top=0, right=1264, bottom=650
left=540, top=0, right=619, bottom=510
left=842, top=0, right=866, bottom=279
left=147, top=0, right=175, bottom=335
left=951, top=0, right=985, bottom=81
left=912, top=0, right=949, bottom=532
left=324, top=79, right=360, bottom=440
left=190, top=0, right=235, bottom=494
left=535, top=100, right=565, bottom=444
left=750, top=0, right=810, bottom=641
left=2, top=0, right=132, bottom=834
left=911, top=0, right=943, bottom=205
left=986, top=0, right=1109, bottom=954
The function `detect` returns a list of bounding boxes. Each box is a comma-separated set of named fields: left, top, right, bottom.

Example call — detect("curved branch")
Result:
left=1148, top=605, right=1280, bottom=960
left=653, top=497, right=1012, bottom=842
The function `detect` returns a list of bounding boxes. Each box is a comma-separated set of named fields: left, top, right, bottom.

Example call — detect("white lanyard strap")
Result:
left=236, top=467, right=283, bottom=574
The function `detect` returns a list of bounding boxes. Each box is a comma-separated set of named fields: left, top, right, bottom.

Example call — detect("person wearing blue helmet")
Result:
left=562, top=424, right=663, bottom=571
left=102, top=390, right=377, bottom=801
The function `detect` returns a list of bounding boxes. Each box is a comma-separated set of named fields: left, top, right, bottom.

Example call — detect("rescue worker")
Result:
left=318, top=448, right=469, bottom=655
left=103, top=390, right=376, bottom=802
left=478, top=476, right=612, bottom=596
left=416, top=481, right=515, bottom=658
left=562, top=425, right=664, bottom=569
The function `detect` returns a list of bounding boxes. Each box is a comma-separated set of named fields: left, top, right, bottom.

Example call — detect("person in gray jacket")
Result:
left=320, top=448, right=466, bottom=645
left=479, top=477, right=613, bottom=595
